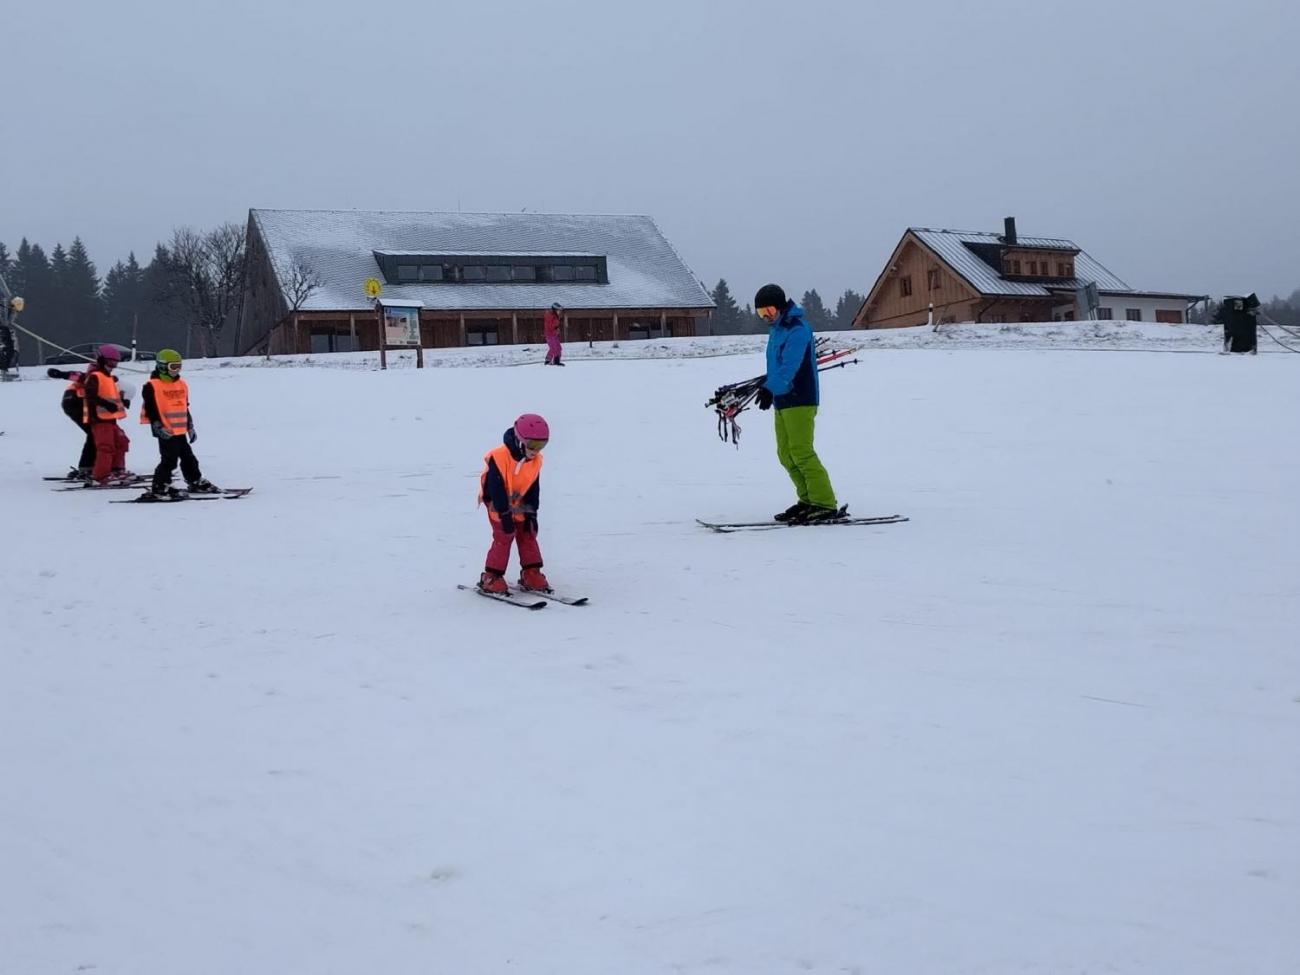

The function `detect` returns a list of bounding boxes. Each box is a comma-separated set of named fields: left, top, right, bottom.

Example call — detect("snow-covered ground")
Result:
left=39, top=318, right=1276, bottom=376
left=1, top=329, right=1297, bottom=974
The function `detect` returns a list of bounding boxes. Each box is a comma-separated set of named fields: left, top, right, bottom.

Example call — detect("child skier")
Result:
left=81, top=344, right=132, bottom=485
left=139, top=349, right=218, bottom=498
left=543, top=303, right=564, bottom=365
left=47, top=366, right=96, bottom=479
left=478, top=413, right=551, bottom=593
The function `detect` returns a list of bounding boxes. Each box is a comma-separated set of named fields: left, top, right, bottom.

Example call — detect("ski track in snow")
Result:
left=1, top=328, right=1297, bottom=974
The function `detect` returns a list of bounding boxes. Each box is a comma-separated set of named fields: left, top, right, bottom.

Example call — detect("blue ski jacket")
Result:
left=763, top=302, right=819, bottom=409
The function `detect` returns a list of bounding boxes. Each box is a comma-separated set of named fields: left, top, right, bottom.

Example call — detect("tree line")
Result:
left=708, top=279, right=865, bottom=335
left=1189, top=290, right=1300, bottom=328
left=0, top=222, right=248, bottom=365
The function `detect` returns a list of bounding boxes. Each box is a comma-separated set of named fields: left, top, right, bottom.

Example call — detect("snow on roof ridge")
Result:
left=252, top=207, right=657, bottom=220
left=909, top=226, right=1078, bottom=245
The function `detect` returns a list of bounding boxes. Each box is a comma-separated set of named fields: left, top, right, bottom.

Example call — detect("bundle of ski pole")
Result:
left=705, top=338, right=859, bottom=446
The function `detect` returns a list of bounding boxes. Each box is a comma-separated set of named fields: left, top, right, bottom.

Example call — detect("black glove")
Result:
left=47, top=367, right=66, bottom=380
left=756, top=387, right=774, bottom=411
left=151, top=421, right=172, bottom=440
left=522, top=513, right=538, bottom=534
left=188, top=428, right=198, bottom=444
left=498, top=514, right=515, bottom=534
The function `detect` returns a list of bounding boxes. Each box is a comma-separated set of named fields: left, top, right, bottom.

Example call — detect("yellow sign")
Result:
left=364, top=277, right=382, bottom=299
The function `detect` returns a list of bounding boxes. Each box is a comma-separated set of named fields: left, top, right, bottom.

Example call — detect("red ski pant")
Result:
left=484, top=517, right=543, bottom=576
left=90, top=422, right=129, bottom=481
left=545, top=333, right=562, bottom=364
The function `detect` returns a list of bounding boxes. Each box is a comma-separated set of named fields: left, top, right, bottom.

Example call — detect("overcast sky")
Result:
left=4, top=0, right=1298, bottom=308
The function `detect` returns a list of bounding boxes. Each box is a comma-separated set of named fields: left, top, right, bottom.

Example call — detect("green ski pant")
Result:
left=773, top=405, right=837, bottom=509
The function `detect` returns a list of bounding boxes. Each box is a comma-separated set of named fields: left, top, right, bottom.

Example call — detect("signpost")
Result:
left=375, top=291, right=424, bottom=370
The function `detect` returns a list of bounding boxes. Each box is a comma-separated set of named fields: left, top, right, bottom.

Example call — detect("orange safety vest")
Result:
left=140, top=377, right=190, bottom=436
left=479, top=443, right=542, bottom=522
left=83, top=370, right=126, bottom=423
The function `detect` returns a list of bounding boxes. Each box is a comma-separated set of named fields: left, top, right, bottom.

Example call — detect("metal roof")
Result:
left=252, top=209, right=714, bottom=312
left=373, top=250, right=600, bottom=258
left=909, top=227, right=1132, bottom=297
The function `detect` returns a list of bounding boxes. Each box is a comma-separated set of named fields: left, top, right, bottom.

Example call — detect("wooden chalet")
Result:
left=854, top=217, right=1205, bottom=328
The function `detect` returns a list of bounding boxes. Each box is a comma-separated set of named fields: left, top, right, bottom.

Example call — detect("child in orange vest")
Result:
left=47, top=366, right=96, bottom=478
left=479, top=414, right=551, bottom=594
left=81, top=345, right=132, bottom=485
left=140, top=349, right=217, bottom=498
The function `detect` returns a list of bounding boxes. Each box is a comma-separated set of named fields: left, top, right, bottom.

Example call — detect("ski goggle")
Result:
left=523, top=438, right=548, bottom=451
left=164, top=361, right=182, bottom=375
left=757, top=305, right=779, bottom=321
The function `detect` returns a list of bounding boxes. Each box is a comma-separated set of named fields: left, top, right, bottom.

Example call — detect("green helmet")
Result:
left=155, top=348, right=182, bottom=378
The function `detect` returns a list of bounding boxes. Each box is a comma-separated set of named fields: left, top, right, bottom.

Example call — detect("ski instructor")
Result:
left=754, top=283, right=840, bottom=523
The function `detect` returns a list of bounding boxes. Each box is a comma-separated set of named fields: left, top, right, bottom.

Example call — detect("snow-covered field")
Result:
left=1, top=329, right=1297, bottom=974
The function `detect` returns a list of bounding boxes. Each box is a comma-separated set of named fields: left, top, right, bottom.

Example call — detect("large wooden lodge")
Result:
left=235, top=209, right=715, bottom=355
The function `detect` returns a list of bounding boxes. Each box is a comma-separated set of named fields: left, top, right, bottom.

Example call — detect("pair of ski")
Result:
left=51, top=476, right=150, bottom=492
left=111, top=487, right=254, bottom=503
left=457, top=584, right=588, bottom=611
left=696, top=512, right=908, bottom=533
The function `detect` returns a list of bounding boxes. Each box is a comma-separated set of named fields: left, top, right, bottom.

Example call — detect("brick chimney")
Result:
left=1003, top=216, right=1017, bottom=245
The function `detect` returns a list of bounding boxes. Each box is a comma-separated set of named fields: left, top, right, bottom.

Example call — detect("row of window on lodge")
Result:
left=395, top=263, right=600, bottom=284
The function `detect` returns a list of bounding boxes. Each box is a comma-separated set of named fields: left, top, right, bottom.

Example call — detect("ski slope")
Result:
left=1, top=331, right=1297, bottom=974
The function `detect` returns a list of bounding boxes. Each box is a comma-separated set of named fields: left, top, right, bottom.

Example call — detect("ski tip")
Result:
left=457, top=584, right=547, bottom=609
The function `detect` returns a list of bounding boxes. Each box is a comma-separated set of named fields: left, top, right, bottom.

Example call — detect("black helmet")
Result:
left=754, top=284, right=787, bottom=309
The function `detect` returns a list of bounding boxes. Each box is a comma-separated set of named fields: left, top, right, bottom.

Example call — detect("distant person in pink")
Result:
left=543, top=302, right=564, bottom=366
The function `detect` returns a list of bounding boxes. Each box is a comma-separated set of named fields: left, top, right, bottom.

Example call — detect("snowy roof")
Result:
left=909, top=227, right=1132, bottom=297
left=373, top=250, right=599, bottom=258
left=252, top=209, right=714, bottom=313
left=377, top=297, right=424, bottom=308
left=1097, top=288, right=1207, bottom=300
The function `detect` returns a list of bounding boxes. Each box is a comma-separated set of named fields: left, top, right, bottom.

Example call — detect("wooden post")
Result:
left=459, top=313, right=467, bottom=347
left=511, top=311, right=519, bottom=345
left=612, top=312, right=619, bottom=344
left=378, top=304, right=387, bottom=370
left=349, top=312, right=356, bottom=350
left=659, top=310, right=667, bottom=338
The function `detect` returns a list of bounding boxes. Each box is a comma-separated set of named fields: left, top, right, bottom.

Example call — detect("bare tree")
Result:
left=280, top=255, right=322, bottom=315
left=262, top=255, right=323, bottom=360
left=169, top=222, right=247, bottom=356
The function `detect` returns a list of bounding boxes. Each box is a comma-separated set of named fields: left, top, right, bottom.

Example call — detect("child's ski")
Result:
left=457, top=584, right=547, bottom=610
left=185, top=487, right=253, bottom=499
left=110, top=487, right=253, bottom=504
left=54, top=477, right=149, bottom=492
left=510, top=587, right=588, bottom=606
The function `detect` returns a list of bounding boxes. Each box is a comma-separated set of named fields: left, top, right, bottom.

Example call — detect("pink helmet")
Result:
left=98, top=344, right=122, bottom=363
left=514, top=413, right=550, bottom=443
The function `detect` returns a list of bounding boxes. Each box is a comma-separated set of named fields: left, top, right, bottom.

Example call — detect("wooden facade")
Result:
left=254, top=308, right=701, bottom=356
left=855, top=224, right=1199, bottom=330
left=854, top=233, right=1063, bottom=328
